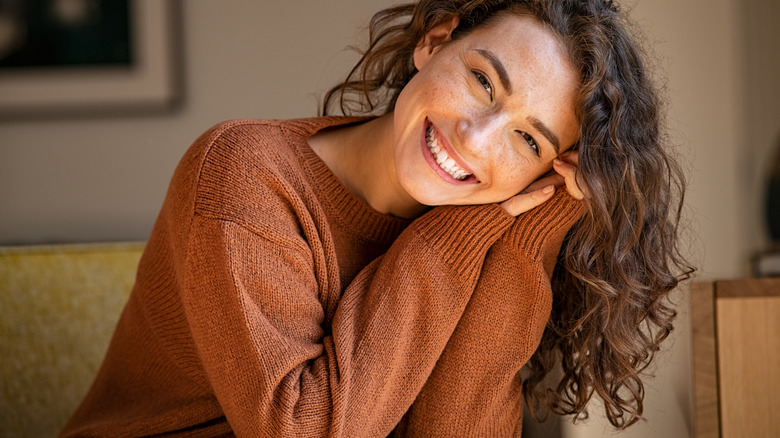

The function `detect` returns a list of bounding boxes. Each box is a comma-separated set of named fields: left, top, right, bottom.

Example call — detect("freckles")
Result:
left=504, top=161, right=527, bottom=180
left=440, top=85, right=468, bottom=107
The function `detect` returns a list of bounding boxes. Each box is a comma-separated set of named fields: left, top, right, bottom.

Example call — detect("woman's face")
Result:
left=392, top=13, right=580, bottom=207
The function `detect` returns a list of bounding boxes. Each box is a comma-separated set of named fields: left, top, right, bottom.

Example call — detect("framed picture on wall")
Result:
left=0, top=0, right=180, bottom=117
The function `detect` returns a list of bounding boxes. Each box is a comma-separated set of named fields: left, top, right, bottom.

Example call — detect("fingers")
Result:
left=521, top=170, right=565, bottom=194
left=503, top=149, right=585, bottom=217
left=500, top=185, right=555, bottom=216
left=560, top=149, right=579, bottom=165
left=553, top=156, right=587, bottom=200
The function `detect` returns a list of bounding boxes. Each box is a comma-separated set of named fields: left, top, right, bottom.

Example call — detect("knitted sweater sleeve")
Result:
left=174, top=124, right=518, bottom=437
left=183, top=208, right=512, bottom=437
left=393, top=190, right=585, bottom=437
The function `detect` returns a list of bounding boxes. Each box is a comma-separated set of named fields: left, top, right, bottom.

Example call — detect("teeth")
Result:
left=442, top=158, right=457, bottom=172
left=426, top=125, right=472, bottom=181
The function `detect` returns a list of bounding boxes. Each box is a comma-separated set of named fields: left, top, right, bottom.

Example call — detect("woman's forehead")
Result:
left=462, top=13, right=567, bottom=59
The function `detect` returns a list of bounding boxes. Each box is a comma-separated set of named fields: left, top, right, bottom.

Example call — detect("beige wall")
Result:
left=2, top=0, right=776, bottom=436
left=0, top=0, right=392, bottom=244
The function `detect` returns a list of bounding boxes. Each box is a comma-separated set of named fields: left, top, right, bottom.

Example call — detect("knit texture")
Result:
left=60, top=117, right=584, bottom=437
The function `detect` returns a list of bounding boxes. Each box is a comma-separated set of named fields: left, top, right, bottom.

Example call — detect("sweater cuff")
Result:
left=505, top=190, right=586, bottom=260
left=412, top=204, right=514, bottom=279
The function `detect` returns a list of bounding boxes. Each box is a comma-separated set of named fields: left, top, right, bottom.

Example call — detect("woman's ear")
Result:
left=413, top=16, right=460, bottom=70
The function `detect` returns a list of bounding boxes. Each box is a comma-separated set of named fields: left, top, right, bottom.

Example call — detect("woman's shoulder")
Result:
left=190, top=116, right=367, bottom=169
left=193, top=118, right=304, bottom=159
left=184, top=116, right=372, bottom=199
left=197, top=116, right=369, bottom=145
left=165, top=116, right=365, bottom=229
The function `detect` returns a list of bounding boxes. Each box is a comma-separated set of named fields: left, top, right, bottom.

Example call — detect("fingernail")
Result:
left=543, top=185, right=554, bottom=194
left=553, top=159, right=563, bottom=166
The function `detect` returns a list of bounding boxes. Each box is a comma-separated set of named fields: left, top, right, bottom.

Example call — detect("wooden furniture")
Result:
left=691, top=278, right=780, bottom=437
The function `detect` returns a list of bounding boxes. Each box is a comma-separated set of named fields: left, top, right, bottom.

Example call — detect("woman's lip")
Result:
left=427, top=119, right=477, bottom=176
left=420, top=118, right=479, bottom=185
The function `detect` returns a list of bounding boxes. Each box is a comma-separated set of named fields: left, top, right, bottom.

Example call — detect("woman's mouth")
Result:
left=423, top=122, right=477, bottom=183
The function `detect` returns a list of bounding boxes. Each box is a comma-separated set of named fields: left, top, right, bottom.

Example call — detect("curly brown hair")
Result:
left=322, top=0, right=694, bottom=429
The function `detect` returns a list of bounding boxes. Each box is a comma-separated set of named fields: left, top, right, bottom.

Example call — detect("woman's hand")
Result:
left=500, top=183, right=556, bottom=217
left=499, top=150, right=587, bottom=216
left=553, top=150, right=587, bottom=200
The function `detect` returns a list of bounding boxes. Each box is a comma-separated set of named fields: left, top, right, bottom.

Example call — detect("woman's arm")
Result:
left=393, top=191, right=585, bottom=436
left=180, top=202, right=517, bottom=436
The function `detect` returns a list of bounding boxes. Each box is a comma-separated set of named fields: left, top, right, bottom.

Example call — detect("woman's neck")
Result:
left=309, top=114, right=428, bottom=219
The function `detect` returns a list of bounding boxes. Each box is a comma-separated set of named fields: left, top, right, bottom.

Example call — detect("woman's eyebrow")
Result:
left=528, top=116, right=561, bottom=154
left=475, top=49, right=513, bottom=95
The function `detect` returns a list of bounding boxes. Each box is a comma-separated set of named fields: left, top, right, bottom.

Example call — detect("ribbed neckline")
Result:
left=282, top=117, right=413, bottom=244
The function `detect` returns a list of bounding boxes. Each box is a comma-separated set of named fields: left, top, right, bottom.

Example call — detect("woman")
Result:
left=62, top=0, right=692, bottom=436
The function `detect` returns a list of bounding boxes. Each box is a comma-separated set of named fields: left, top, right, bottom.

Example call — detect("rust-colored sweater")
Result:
left=61, top=117, right=583, bottom=437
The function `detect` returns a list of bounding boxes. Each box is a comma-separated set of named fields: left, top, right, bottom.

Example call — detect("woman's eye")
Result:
left=473, top=71, right=493, bottom=99
left=520, top=131, right=539, bottom=156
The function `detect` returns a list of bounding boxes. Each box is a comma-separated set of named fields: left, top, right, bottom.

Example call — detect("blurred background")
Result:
left=0, top=0, right=778, bottom=437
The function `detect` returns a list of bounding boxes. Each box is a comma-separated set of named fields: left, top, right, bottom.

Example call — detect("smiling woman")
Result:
left=311, top=12, right=579, bottom=218
left=392, top=14, right=579, bottom=209
left=60, top=1, right=693, bottom=437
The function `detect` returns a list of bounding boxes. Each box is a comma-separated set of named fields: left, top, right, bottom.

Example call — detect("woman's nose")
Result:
left=455, top=119, right=470, bottom=144
left=455, top=115, right=501, bottom=156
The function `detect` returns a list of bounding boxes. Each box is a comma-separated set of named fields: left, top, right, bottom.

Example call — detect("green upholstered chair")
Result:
left=0, top=242, right=144, bottom=437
